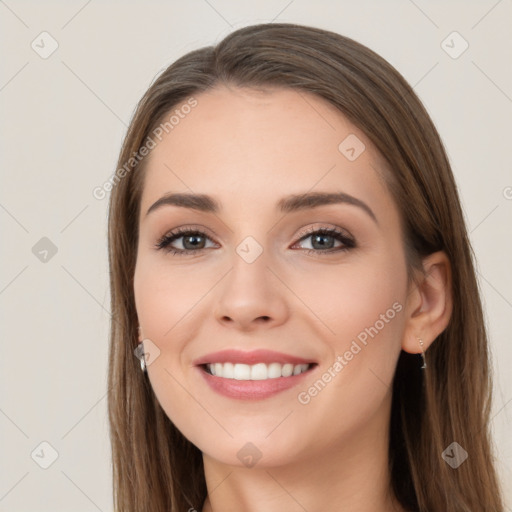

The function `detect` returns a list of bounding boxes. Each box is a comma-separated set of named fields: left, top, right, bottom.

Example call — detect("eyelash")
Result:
left=154, top=225, right=356, bottom=257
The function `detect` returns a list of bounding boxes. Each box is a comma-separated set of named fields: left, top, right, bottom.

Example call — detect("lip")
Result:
left=197, top=364, right=316, bottom=400
left=193, top=349, right=316, bottom=366
left=193, top=349, right=318, bottom=401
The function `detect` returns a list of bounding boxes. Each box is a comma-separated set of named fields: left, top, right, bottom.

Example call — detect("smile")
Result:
left=194, top=349, right=318, bottom=400
left=204, top=362, right=312, bottom=380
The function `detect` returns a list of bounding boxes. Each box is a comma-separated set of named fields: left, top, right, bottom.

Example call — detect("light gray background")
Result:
left=1, top=1, right=511, bottom=510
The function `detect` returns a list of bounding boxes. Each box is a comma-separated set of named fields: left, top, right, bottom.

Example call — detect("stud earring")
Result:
left=417, top=337, right=427, bottom=369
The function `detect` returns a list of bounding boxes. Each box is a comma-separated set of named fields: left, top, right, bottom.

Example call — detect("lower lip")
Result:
left=197, top=365, right=315, bottom=400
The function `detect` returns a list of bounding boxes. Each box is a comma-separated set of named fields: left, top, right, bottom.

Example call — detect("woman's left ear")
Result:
left=402, top=251, right=453, bottom=354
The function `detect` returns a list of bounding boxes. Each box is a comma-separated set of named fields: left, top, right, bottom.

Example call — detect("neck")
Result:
left=200, top=393, right=405, bottom=512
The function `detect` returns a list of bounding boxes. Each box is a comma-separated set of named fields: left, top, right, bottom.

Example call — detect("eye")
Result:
left=155, top=227, right=217, bottom=255
left=291, top=227, right=356, bottom=255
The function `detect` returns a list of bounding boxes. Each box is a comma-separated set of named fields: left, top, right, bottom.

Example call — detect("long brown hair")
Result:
left=107, top=23, right=504, bottom=511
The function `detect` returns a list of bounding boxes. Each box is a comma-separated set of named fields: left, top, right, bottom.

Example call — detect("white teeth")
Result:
left=293, top=364, right=303, bottom=375
left=251, top=363, right=267, bottom=380
left=234, top=363, right=251, bottom=380
left=206, top=362, right=310, bottom=380
left=267, top=362, right=282, bottom=379
left=222, top=362, right=234, bottom=378
left=282, top=363, right=294, bottom=377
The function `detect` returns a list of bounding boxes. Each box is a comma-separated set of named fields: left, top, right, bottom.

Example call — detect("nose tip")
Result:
left=214, top=262, right=289, bottom=331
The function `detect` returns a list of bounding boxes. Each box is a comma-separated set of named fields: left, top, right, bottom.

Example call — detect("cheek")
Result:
left=290, top=251, right=406, bottom=393
left=133, top=257, right=224, bottom=341
left=133, top=259, right=230, bottom=446
left=290, top=251, right=406, bottom=348
left=297, top=253, right=406, bottom=419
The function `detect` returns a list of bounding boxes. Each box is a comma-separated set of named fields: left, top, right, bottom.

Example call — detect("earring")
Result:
left=135, top=341, right=148, bottom=373
left=417, top=337, right=427, bottom=369
left=135, top=325, right=147, bottom=374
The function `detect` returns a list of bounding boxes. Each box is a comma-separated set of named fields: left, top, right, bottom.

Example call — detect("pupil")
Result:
left=184, top=235, right=205, bottom=250
left=312, top=234, right=334, bottom=250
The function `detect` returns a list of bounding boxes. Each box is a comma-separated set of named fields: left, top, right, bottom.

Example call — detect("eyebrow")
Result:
left=145, top=191, right=378, bottom=224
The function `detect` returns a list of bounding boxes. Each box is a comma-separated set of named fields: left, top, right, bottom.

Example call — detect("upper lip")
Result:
left=193, top=349, right=316, bottom=366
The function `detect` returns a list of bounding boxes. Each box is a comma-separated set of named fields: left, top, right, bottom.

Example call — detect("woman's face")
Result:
left=134, top=86, right=410, bottom=468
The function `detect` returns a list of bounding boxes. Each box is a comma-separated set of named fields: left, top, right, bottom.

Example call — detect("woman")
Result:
left=107, top=23, right=505, bottom=511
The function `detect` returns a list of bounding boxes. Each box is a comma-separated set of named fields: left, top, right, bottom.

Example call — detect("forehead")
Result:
left=139, top=86, right=396, bottom=222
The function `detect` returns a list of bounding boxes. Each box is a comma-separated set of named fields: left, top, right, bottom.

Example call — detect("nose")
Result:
left=214, top=251, right=290, bottom=332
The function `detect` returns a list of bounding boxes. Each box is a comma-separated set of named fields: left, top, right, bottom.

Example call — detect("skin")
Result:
left=133, top=86, right=452, bottom=512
